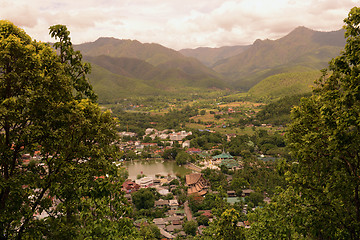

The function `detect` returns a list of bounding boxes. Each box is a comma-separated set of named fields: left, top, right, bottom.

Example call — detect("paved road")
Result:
left=184, top=200, right=193, bottom=221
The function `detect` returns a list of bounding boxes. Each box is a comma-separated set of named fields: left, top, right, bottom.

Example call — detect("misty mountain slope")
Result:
left=88, top=64, right=161, bottom=103
left=84, top=54, right=227, bottom=90
left=77, top=38, right=226, bottom=97
left=77, top=27, right=346, bottom=103
left=179, top=45, right=249, bottom=67
left=76, top=37, right=219, bottom=77
left=84, top=55, right=157, bottom=79
left=212, top=27, right=345, bottom=90
left=76, top=38, right=182, bottom=66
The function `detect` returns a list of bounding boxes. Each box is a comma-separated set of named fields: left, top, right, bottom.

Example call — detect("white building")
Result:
left=135, top=177, right=154, bottom=188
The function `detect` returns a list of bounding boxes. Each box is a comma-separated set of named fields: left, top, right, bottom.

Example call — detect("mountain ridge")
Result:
left=74, top=26, right=346, bottom=103
left=211, top=26, right=345, bottom=90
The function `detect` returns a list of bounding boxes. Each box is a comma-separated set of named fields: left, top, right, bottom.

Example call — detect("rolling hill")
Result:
left=246, top=71, right=322, bottom=101
left=179, top=45, right=249, bottom=67
left=74, top=27, right=346, bottom=103
left=75, top=38, right=227, bottom=102
left=211, top=27, right=345, bottom=91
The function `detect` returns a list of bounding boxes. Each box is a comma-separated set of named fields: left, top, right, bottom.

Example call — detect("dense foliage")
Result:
left=115, top=105, right=199, bottom=135
left=247, top=7, right=360, bottom=239
left=0, top=22, right=135, bottom=239
left=255, top=93, right=311, bottom=125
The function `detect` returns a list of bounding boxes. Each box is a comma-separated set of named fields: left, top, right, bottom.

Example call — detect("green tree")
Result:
left=286, top=7, right=360, bottom=239
left=49, top=25, right=96, bottom=101
left=162, top=147, right=179, bottom=160
left=131, top=188, right=155, bottom=210
left=246, top=187, right=307, bottom=240
left=203, top=208, right=245, bottom=240
left=245, top=192, right=264, bottom=207
left=230, top=177, right=249, bottom=196
left=196, top=215, right=210, bottom=226
left=175, top=150, right=190, bottom=165
left=183, top=220, right=198, bottom=236
left=139, top=223, right=161, bottom=240
left=0, top=21, right=136, bottom=239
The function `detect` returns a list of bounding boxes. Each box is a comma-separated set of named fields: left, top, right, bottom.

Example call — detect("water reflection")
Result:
left=124, top=159, right=192, bottom=179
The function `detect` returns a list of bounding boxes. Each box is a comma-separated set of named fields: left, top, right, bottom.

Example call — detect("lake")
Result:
left=123, top=159, right=192, bottom=180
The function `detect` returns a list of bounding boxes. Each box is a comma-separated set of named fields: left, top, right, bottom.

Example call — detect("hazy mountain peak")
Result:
left=253, top=38, right=272, bottom=46
left=291, top=26, right=314, bottom=32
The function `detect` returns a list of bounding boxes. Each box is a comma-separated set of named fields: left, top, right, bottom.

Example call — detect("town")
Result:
left=112, top=116, right=287, bottom=239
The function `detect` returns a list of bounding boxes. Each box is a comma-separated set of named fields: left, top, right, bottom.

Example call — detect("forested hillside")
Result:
left=212, top=27, right=345, bottom=90
left=180, top=45, right=249, bottom=67
left=75, top=38, right=226, bottom=102
left=74, top=27, right=346, bottom=103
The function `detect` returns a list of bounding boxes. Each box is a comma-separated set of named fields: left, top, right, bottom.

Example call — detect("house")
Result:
left=186, top=148, right=202, bottom=154
left=145, top=128, right=157, bottom=135
left=119, top=131, right=137, bottom=138
left=186, top=173, right=207, bottom=196
left=159, top=228, right=176, bottom=239
left=169, top=199, right=179, bottom=210
left=242, top=189, right=254, bottom=197
left=153, top=217, right=168, bottom=226
left=153, top=178, right=161, bottom=185
left=155, top=199, right=169, bottom=208
left=182, top=140, right=191, bottom=148
left=220, top=158, right=239, bottom=169
left=166, top=224, right=182, bottom=232
left=212, top=151, right=234, bottom=161
left=172, top=220, right=182, bottom=225
left=166, top=215, right=182, bottom=222
left=142, top=143, right=158, bottom=148
left=175, top=209, right=185, bottom=217
left=135, top=177, right=154, bottom=188
left=227, top=190, right=236, bottom=197
left=122, top=180, right=140, bottom=193
left=169, top=131, right=192, bottom=141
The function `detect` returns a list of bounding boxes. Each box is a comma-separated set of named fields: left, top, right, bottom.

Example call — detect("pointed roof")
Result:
left=186, top=173, right=202, bottom=185
left=212, top=151, right=233, bottom=160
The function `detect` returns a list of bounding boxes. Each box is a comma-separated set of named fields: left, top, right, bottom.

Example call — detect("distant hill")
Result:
left=76, top=38, right=182, bottom=66
left=255, top=93, right=312, bottom=125
left=179, top=45, right=249, bottom=67
left=88, top=64, right=161, bottom=103
left=76, top=37, right=221, bottom=77
left=75, top=27, right=346, bottom=103
left=211, top=27, right=345, bottom=91
left=246, top=71, right=321, bottom=102
left=75, top=38, right=227, bottom=102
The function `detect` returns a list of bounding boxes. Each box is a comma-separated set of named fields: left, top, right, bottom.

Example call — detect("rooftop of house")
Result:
left=212, top=151, right=234, bottom=160
left=185, top=173, right=203, bottom=185
left=220, top=158, right=239, bottom=168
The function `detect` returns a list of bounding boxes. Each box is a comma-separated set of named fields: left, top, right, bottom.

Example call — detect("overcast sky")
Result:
left=1, top=0, right=358, bottom=50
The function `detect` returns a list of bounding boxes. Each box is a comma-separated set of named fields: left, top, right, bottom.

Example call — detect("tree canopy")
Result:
left=286, top=7, right=360, bottom=239
left=0, top=21, right=135, bottom=239
left=247, top=7, right=360, bottom=240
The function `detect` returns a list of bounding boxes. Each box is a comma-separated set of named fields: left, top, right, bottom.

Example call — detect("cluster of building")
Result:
left=144, top=128, right=192, bottom=141
left=122, top=173, right=202, bottom=238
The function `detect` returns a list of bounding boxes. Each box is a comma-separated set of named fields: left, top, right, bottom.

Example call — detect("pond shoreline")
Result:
left=123, top=158, right=192, bottom=179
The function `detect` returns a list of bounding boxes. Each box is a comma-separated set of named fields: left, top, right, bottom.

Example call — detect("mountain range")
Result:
left=74, top=27, right=346, bottom=103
